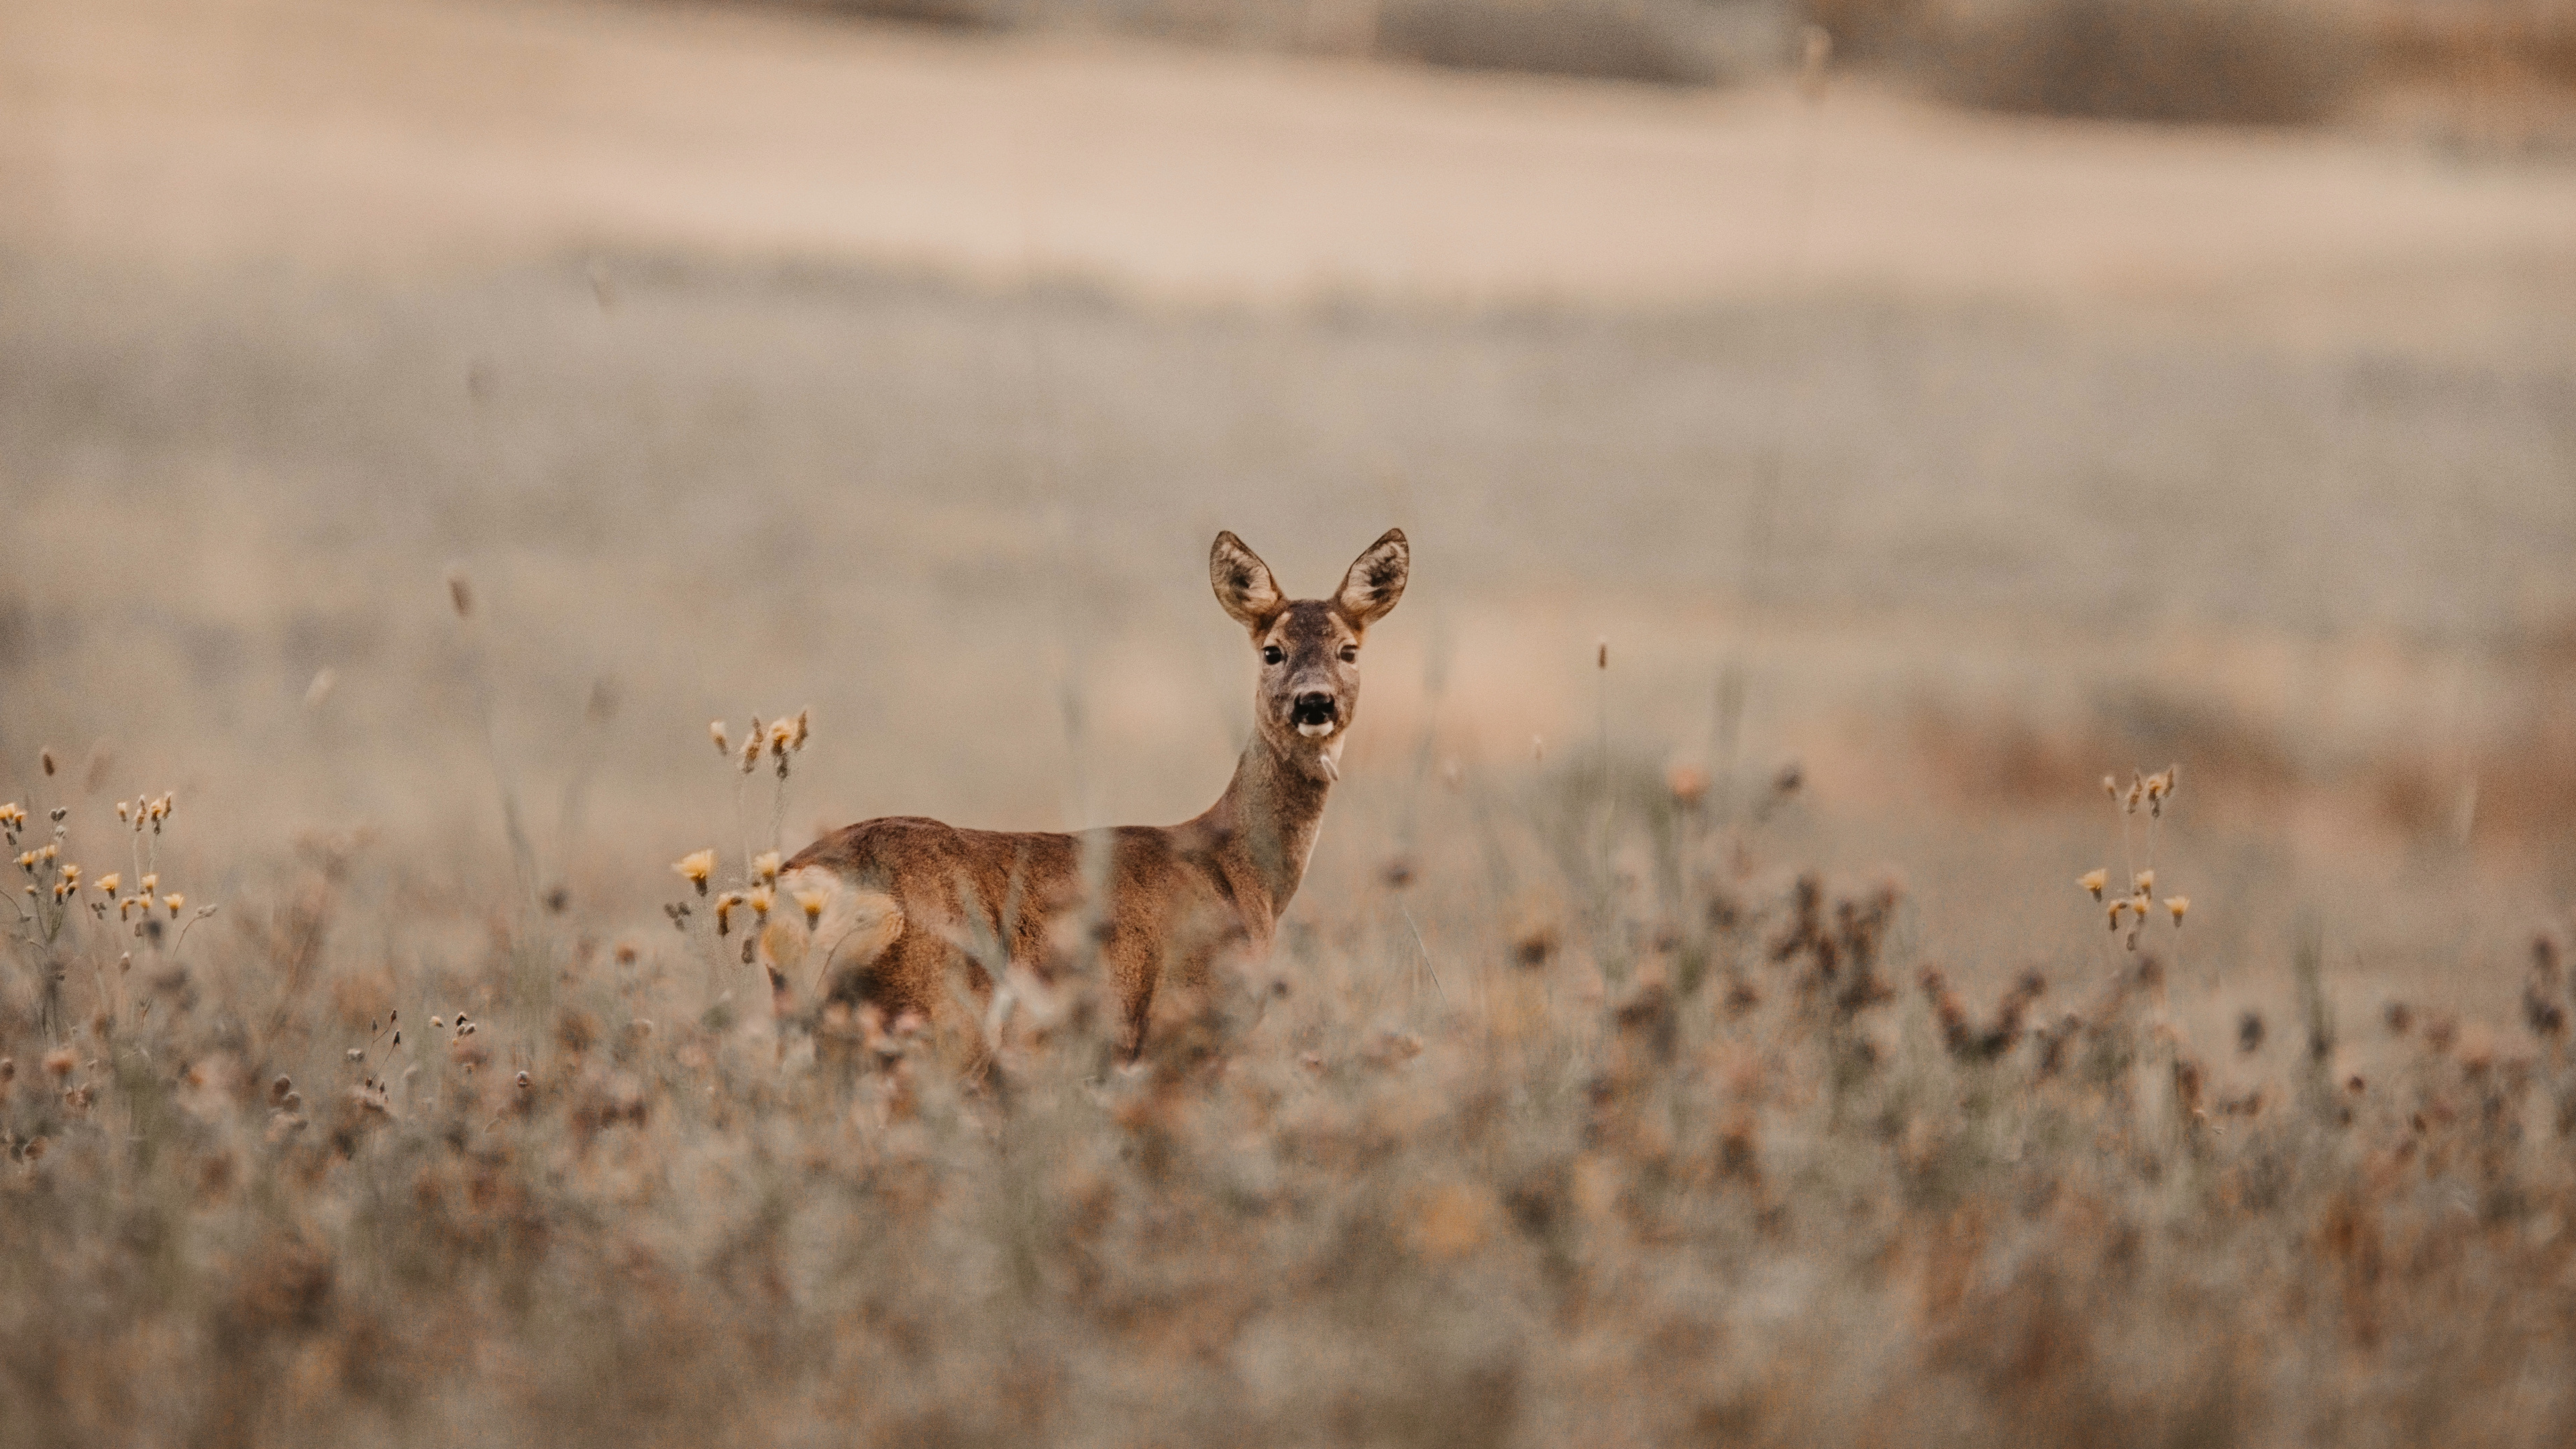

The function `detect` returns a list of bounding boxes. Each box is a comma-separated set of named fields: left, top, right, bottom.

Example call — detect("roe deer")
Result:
left=763, top=529, right=1409, bottom=1058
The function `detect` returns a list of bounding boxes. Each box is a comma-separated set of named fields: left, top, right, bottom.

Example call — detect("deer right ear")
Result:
left=1210, top=531, right=1285, bottom=632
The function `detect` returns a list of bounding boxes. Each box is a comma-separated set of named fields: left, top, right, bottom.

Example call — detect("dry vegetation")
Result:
left=9, top=703, right=2576, bottom=1446
left=757, top=0, right=2576, bottom=133
left=2, top=182, right=2573, bottom=1440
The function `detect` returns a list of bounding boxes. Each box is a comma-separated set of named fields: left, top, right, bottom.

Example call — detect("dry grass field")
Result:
left=6, top=0, right=2576, bottom=1443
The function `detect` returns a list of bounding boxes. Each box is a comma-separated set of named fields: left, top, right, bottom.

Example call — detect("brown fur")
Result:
left=765, top=529, right=1409, bottom=1059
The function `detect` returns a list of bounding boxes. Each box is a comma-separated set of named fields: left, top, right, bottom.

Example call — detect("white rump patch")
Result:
left=763, top=867, right=904, bottom=996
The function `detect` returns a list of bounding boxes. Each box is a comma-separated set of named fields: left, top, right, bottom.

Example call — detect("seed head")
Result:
left=672, top=849, right=716, bottom=894
left=2164, top=895, right=2189, bottom=924
left=795, top=889, right=827, bottom=924
left=95, top=872, right=119, bottom=897
left=747, top=885, right=774, bottom=921
left=40, top=749, right=56, bottom=777
left=165, top=893, right=184, bottom=916
left=446, top=568, right=474, bottom=619
left=2079, top=867, right=2108, bottom=900
left=42, top=1046, right=76, bottom=1079
left=709, top=720, right=730, bottom=755
left=789, top=708, right=811, bottom=750
left=738, top=731, right=761, bottom=774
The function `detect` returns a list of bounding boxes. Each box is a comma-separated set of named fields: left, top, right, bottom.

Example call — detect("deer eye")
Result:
left=1263, top=646, right=1284, bottom=665
left=1339, top=646, right=1358, bottom=663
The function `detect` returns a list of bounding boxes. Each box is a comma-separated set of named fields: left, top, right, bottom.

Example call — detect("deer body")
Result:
left=764, top=530, right=1409, bottom=1056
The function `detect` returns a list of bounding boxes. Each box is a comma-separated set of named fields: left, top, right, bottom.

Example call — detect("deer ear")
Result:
left=1334, top=529, right=1409, bottom=629
left=1210, top=531, right=1285, bottom=631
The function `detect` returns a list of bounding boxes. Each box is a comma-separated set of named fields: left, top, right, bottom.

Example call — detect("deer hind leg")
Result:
left=761, top=867, right=906, bottom=1014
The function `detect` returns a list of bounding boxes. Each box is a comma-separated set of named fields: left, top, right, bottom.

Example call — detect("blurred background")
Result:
left=3, top=0, right=2573, bottom=1026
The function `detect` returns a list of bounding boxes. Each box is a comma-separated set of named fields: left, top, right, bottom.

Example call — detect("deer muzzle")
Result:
left=1291, top=690, right=1339, bottom=737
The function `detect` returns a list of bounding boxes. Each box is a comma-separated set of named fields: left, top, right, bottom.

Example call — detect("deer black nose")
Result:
left=1293, top=692, right=1336, bottom=723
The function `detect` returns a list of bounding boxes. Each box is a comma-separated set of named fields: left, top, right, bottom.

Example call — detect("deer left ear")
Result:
left=1334, top=529, right=1409, bottom=629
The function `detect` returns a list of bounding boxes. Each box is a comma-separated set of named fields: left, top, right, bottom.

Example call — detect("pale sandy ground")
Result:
left=7, top=0, right=2576, bottom=344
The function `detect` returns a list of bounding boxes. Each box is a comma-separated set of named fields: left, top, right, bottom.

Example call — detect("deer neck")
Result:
left=1203, top=731, right=1337, bottom=926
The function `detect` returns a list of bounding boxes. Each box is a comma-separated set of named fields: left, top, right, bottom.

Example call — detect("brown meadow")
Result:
left=4, top=241, right=2575, bottom=1449
left=8, top=695, right=2576, bottom=1447
left=7, top=0, right=2576, bottom=1439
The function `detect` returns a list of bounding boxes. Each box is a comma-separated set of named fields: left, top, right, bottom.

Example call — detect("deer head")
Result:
left=1210, top=529, right=1409, bottom=783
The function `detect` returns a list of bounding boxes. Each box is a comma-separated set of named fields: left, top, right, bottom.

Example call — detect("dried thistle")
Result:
left=672, top=850, right=716, bottom=895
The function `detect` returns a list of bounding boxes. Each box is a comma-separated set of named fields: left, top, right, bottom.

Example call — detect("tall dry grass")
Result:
left=3, top=237, right=2573, bottom=1444
left=7, top=717, right=2576, bottom=1447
